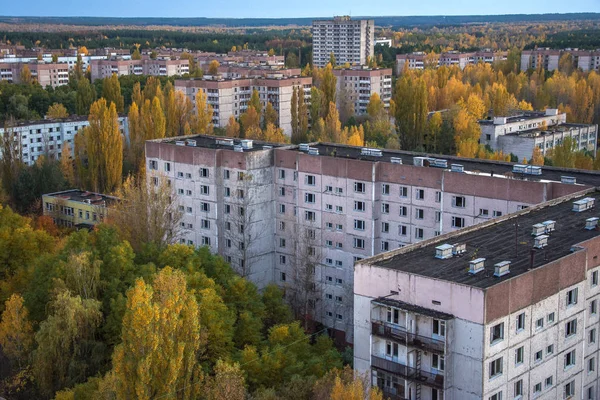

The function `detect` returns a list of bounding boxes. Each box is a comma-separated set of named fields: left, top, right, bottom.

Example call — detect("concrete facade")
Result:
left=0, top=116, right=129, bottom=166
left=42, top=189, right=118, bottom=228
left=0, top=61, right=69, bottom=88
left=396, top=51, right=507, bottom=74
left=521, top=48, right=600, bottom=72
left=354, top=189, right=600, bottom=400
left=312, top=16, right=375, bottom=68
left=479, top=109, right=598, bottom=161
left=145, top=135, right=598, bottom=344
left=174, top=76, right=311, bottom=136
left=90, top=57, right=189, bottom=81
left=333, top=68, right=393, bottom=116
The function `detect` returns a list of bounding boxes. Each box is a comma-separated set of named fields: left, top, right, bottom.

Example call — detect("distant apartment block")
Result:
left=146, top=135, right=597, bottom=343
left=354, top=188, right=600, bottom=400
left=90, top=57, right=189, bottom=81
left=521, top=48, right=600, bottom=72
left=375, top=37, right=393, bottom=47
left=215, top=65, right=301, bottom=79
left=174, top=75, right=311, bottom=136
left=312, top=16, right=375, bottom=68
left=0, top=116, right=129, bottom=166
left=43, top=189, right=117, bottom=228
left=0, top=62, right=70, bottom=88
left=333, top=67, right=392, bottom=115
left=479, top=109, right=598, bottom=161
left=157, top=50, right=286, bottom=70
left=0, top=54, right=108, bottom=76
left=396, top=50, right=507, bottom=74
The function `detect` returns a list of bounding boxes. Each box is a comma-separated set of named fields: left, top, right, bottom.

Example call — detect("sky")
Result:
left=1, top=0, right=599, bottom=18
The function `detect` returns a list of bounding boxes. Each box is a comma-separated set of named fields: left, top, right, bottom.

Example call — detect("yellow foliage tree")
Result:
left=85, top=98, right=123, bottom=193
left=531, top=147, right=545, bottom=166
left=225, top=115, right=240, bottom=138
left=112, top=268, right=202, bottom=400
left=263, top=122, right=288, bottom=144
left=208, top=60, right=220, bottom=75
left=0, top=294, right=34, bottom=368
left=196, top=90, right=214, bottom=135
left=46, top=103, right=69, bottom=119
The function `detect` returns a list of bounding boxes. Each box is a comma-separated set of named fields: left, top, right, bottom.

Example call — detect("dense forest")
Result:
left=0, top=13, right=599, bottom=27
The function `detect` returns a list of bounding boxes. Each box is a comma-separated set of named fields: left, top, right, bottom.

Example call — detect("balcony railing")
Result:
left=372, top=321, right=445, bottom=353
left=378, top=387, right=408, bottom=400
left=372, top=355, right=444, bottom=390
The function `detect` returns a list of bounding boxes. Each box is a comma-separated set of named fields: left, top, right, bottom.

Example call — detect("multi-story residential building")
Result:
left=174, top=76, right=311, bottom=136
left=521, top=48, right=600, bottom=72
left=216, top=65, right=301, bottom=79
left=192, top=50, right=285, bottom=69
left=0, top=55, right=108, bottom=75
left=0, top=116, right=129, bottom=166
left=333, top=67, right=393, bottom=115
left=42, top=189, right=118, bottom=228
left=312, top=16, right=375, bottom=68
left=0, top=61, right=70, bottom=88
left=396, top=50, right=507, bottom=74
left=90, top=57, right=189, bottom=81
left=479, top=109, right=598, bottom=161
left=354, top=188, right=600, bottom=400
left=146, top=135, right=600, bottom=343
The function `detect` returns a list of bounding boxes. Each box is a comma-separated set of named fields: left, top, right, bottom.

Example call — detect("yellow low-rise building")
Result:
left=42, top=189, right=118, bottom=229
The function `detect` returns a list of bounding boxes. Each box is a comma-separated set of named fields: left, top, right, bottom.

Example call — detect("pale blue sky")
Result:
left=2, top=0, right=599, bottom=18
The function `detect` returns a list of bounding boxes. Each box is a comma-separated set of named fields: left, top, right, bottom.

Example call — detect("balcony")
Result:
left=371, top=355, right=444, bottom=390
left=372, top=321, right=445, bottom=353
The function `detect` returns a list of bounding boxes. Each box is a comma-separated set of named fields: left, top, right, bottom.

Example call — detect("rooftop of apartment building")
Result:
left=0, top=115, right=126, bottom=129
left=364, top=188, right=600, bottom=289
left=511, top=122, right=597, bottom=138
left=176, top=74, right=308, bottom=84
left=479, top=109, right=563, bottom=126
left=155, top=134, right=285, bottom=152
left=43, top=189, right=119, bottom=206
left=309, top=142, right=600, bottom=186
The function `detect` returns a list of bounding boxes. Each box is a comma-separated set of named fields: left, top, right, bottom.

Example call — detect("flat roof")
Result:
left=155, top=134, right=285, bottom=152
left=310, top=142, right=600, bottom=187
left=479, top=111, right=559, bottom=125
left=43, top=189, right=118, bottom=205
left=367, top=189, right=600, bottom=289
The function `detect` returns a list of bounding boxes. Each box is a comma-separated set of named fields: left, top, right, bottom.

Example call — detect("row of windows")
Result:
left=490, top=378, right=577, bottom=400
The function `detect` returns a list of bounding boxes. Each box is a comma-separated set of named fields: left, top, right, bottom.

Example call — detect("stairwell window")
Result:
left=433, top=319, right=446, bottom=337
left=382, top=184, right=390, bottom=195
left=432, top=354, right=445, bottom=372
left=415, top=189, right=425, bottom=200
left=354, top=181, right=365, bottom=193
left=564, top=381, right=575, bottom=398
left=565, top=319, right=577, bottom=338
left=516, top=313, right=525, bottom=332
left=353, top=238, right=365, bottom=249
left=305, top=175, right=316, bottom=186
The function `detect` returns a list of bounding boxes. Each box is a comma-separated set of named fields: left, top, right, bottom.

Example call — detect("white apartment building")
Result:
left=174, top=76, right=311, bottom=136
left=521, top=48, right=600, bottom=72
left=145, top=135, right=598, bottom=344
left=0, top=116, right=129, bottom=166
left=479, top=109, right=598, bottom=161
left=354, top=189, right=600, bottom=400
left=312, top=16, right=375, bottom=68
left=333, top=68, right=392, bottom=116
left=396, top=51, right=507, bottom=74
left=90, top=57, right=189, bottom=81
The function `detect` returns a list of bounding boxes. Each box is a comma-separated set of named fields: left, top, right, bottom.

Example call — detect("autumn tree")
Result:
left=0, top=294, right=34, bottom=369
left=112, top=267, right=202, bottom=400
left=196, top=90, right=215, bottom=135
left=76, top=78, right=96, bottom=115
left=291, top=86, right=299, bottom=140
left=310, top=86, right=323, bottom=124
left=249, top=88, right=262, bottom=117
left=60, top=141, right=75, bottom=186
left=131, top=47, right=142, bottom=60
left=109, top=174, right=183, bottom=252
left=101, top=73, right=125, bottom=113
left=46, top=102, right=69, bottom=119
left=208, top=59, right=220, bottom=75
left=204, top=360, right=246, bottom=400
left=83, top=98, right=123, bottom=193
left=33, top=290, right=103, bottom=397
left=531, top=146, right=545, bottom=166
left=264, top=102, right=278, bottom=128
left=226, top=115, right=241, bottom=138
left=324, top=102, right=343, bottom=143
left=550, top=137, right=577, bottom=168
left=321, top=63, right=337, bottom=112
left=263, top=122, right=287, bottom=143
left=394, top=75, right=428, bottom=150
left=20, top=65, right=33, bottom=84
